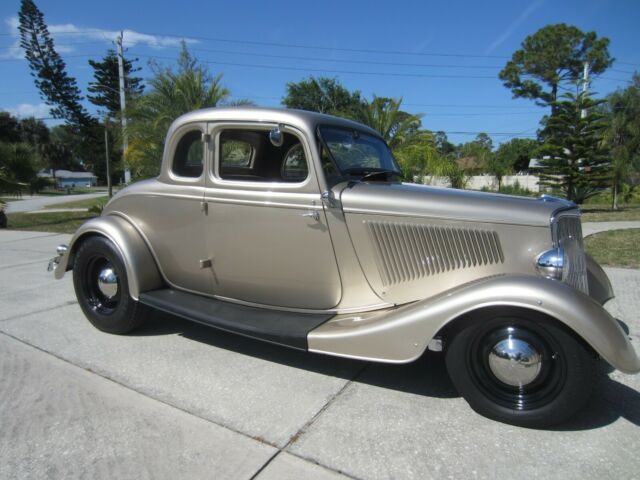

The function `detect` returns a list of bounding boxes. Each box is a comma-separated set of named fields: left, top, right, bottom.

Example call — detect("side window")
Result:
left=221, top=140, right=253, bottom=168
left=218, top=129, right=309, bottom=183
left=172, top=130, right=203, bottom=178
left=281, top=143, right=308, bottom=182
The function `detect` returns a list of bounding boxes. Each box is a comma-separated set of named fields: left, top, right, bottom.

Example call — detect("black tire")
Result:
left=445, top=310, right=594, bottom=428
left=73, top=236, right=146, bottom=334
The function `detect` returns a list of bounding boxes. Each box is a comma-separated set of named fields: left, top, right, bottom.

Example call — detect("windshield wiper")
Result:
left=361, top=169, right=403, bottom=181
left=341, top=167, right=401, bottom=181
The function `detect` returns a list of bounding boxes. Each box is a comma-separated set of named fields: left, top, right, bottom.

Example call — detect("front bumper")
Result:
left=47, top=244, right=68, bottom=273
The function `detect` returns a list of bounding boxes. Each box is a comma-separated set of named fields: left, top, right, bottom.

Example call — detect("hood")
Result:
left=339, top=182, right=576, bottom=227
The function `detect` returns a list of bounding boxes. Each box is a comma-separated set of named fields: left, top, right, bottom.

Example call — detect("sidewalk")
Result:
left=4, top=192, right=107, bottom=214
left=583, top=221, right=640, bottom=237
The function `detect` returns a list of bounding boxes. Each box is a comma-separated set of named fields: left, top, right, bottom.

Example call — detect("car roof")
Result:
left=169, top=107, right=381, bottom=138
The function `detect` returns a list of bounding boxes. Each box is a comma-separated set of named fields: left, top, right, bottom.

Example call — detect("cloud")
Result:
left=1, top=16, right=198, bottom=59
left=5, top=102, right=52, bottom=119
left=485, top=0, right=544, bottom=54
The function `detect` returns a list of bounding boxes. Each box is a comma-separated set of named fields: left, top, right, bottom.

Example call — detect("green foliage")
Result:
left=356, top=96, right=422, bottom=150
left=482, top=181, right=536, bottom=197
left=602, top=73, right=640, bottom=209
left=0, top=112, right=21, bottom=143
left=127, top=43, right=231, bottom=178
left=499, top=24, right=612, bottom=112
left=434, top=131, right=455, bottom=156
left=456, top=133, right=494, bottom=174
left=494, top=138, right=540, bottom=172
left=282, top=77, right=362, bottom=118
left=18, top=0, right=95, bottom=128
left=537, top=90, right=611, bottom=203
left=88, top=49, right=144, bottom=118
left=394, top=131, right=438, bottom=182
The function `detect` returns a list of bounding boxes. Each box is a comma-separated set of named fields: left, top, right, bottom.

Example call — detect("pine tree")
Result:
left=18, top=0, right=94, bottom=128
left=537, top=90, right=611, bottom=203
left=88, top=50, right=144, bottom=118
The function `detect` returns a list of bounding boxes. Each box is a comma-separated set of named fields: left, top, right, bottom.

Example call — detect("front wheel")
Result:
left=73, top=236, right=146, bottom=334
left=445, top=310, right=594, bottom=428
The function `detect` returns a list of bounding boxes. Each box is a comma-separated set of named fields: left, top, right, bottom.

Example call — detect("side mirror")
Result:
left=269, top=124, right=284, bottom=147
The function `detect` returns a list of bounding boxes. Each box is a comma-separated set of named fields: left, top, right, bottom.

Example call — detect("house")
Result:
left=38, top=170, right=98, bottom=188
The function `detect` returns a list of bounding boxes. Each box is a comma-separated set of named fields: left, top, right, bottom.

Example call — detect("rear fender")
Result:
left=308, top=274, right=640, bottom=374
left=54, top=214, right=163, bottom=300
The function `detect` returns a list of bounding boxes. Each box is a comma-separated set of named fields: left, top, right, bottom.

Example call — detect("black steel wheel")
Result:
left=73, top=236, right=146, bottom=334
left=445, top=310, right=594, bottom=428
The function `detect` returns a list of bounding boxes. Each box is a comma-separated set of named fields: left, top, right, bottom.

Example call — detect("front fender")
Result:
left=308, top=274, right=640, bottom=374
left=54, top=214, right=163, bottom=300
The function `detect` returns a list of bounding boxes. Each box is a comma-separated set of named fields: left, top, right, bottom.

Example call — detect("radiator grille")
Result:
left=554, top=216, right=588, bottom=294
left=366, top=221, right=504, bottom=286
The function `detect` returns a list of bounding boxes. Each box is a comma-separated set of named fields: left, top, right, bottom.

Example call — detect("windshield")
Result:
left=319, top=126, right=401, bottom=178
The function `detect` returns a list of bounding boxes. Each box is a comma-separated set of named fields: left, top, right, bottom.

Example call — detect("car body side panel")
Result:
left=344, top=211, right=552, bottom=305
left=105, top=182, right=211, bottom=294
left=308, top=274, right=640, bottom=374
left=53, top=214, right=163, bottom=300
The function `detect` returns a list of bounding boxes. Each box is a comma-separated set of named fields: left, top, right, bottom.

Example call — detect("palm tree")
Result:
left=356, top=96, right=422, bottom=150
left=127, top=43, right=231, bottom=178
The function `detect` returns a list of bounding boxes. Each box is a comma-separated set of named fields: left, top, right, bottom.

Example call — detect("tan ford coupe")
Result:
left=49, top=107, right=639, bottom=427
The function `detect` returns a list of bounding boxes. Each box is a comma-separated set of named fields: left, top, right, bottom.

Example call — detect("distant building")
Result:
left=38, top=170, right=98, bottom=188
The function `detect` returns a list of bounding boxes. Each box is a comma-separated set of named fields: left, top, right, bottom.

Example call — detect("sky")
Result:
left=1, top=0, right=638, bottom=146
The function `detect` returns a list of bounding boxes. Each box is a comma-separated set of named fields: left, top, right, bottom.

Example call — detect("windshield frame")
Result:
left=316, top=125, right=403, bottom=181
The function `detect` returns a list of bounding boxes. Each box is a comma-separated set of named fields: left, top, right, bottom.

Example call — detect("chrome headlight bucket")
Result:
left=535, top=246, right=565, bottom=280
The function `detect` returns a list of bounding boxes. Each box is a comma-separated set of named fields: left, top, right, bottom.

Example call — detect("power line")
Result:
left=133, top=52, right=497, bottom=80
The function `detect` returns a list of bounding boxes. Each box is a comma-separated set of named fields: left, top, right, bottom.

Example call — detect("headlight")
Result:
left=535, top=246, right=565, bottom=280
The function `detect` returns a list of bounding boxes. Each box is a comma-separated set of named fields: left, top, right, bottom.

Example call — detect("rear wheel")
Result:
left=445, top=310, right=594, bottom=428
left=73, top=236, right=146, bottom=334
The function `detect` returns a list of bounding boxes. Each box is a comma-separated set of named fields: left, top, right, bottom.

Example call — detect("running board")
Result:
left=138, top=289, right=334, bottom=350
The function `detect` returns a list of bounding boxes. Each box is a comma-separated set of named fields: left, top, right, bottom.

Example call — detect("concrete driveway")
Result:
left=1, top=230, right=639, bottom=479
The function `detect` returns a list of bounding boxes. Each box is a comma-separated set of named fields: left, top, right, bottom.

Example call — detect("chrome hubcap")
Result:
left=97, top=266, right=118, bottom=299
left=488, top=333, right=543, bottom=387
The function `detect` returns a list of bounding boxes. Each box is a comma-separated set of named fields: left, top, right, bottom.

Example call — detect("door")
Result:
left=135, top=122, right=211, bottom=294
left=203, top=123, right=342, bottom=310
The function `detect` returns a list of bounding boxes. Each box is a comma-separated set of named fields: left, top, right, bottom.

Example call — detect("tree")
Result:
left=602, top=73, right=640, bottom=209
left=18, top=0, right=94, bottom=128
left=499, top=24, right=612, bottom=115
left=0, top=112, right=21, bottom=143
left=282, top=77, right=362, bottom=118
left=456, top=133, right=494, bottom=175
left=537, top=90, right=610, bottom=203
left=435, top=131, right=455, bottom=156
left=127, top=44, right=231, bottom=178
left=490, top=138, right=540, bottom=188
left=88, top=49, right=144, bottom=118
left=356, top=96, right=422, bottom=150
left=394, top=131, right=438, bottom=182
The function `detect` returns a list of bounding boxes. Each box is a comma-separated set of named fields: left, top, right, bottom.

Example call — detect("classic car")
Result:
left=49, top=107, right=639, bottom=427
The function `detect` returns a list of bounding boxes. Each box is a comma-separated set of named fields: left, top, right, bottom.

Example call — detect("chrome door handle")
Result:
left=301, top=211, right=320, bottom=221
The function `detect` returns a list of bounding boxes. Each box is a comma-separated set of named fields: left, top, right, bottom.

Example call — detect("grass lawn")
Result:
left=585, top=229, right=640, bottom=269
left=581, top=204, right=640, bottom=222
left=45, top=196, right=109, bottom=210
left=5, top=211, right=99, bottom=234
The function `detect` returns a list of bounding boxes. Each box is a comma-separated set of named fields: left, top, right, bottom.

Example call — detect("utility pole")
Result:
left=581, top=62, right=590, bottom=119
left=104, top=121, right=112, bottom=198
left=116, top=31, right=130, bottom=184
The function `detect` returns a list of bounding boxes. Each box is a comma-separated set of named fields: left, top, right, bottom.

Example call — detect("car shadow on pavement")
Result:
left=133, top=310, right=640, bottom=430
left=132, top=309, right=458, bottom=399
left=551, top=365, right=640, bottom=431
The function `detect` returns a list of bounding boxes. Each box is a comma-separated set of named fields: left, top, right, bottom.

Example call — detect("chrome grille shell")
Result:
left=552, top=214, right=588, bottom=294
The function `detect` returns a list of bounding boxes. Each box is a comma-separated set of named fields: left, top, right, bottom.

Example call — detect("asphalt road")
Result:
left=1, top=230, right=639, bottom=479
